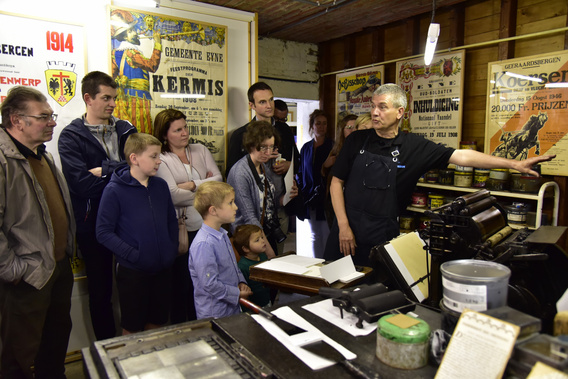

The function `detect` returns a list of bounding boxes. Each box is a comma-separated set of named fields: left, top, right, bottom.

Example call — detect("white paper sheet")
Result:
left=274, top=255, right=325, bottom=267
left=251, top=306, right=356, bottom=370
left=302, top=298, right=377, bottom=336
left=319, top=255, right=359, bottom=284
left=254, top=260, right=310, bottom=275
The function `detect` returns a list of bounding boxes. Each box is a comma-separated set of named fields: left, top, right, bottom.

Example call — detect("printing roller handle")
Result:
left=239, top=298, right=275, bottom=320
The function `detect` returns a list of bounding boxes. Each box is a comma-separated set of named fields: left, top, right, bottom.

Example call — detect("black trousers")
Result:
left=170, top=230, right=198, bottom=324
left=1, top=258, right=73, bottom=379
left=77, top=231, right=117, bottom=340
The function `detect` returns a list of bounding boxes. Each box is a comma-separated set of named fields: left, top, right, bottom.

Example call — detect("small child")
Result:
left=233, top=224, right=271, bottom=307
left=189, top=181, right=252, bottom=319
left=96, top=133, right=178, bottom=334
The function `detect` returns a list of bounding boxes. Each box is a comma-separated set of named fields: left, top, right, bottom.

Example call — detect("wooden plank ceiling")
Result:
left=188, top=0, right=467, bottom=43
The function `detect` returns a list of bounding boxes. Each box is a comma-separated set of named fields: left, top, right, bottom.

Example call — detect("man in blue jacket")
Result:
left=58, top=71, right=136, bottom=340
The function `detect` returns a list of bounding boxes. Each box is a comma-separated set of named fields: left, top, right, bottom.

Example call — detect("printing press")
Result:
left=372, top=188, right=568, bottom=334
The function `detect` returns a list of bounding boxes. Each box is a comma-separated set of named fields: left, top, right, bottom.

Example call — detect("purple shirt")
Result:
left=189, top=223, right=246, bottom=319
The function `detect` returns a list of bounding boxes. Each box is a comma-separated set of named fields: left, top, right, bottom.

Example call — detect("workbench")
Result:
left=83, top=295, right=442, bottom=378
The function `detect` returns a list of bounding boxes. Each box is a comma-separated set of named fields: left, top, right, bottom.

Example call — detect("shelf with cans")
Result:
left=403, top=166, right=559, bottom=232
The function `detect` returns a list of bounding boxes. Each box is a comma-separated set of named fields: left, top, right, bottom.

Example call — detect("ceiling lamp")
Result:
left=424, top=0, right=439, bottom=66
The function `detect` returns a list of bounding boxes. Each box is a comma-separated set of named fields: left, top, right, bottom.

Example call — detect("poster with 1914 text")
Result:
left=485, top=51, right=568, bottom=176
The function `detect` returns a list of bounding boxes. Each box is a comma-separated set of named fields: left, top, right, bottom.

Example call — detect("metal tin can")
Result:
left=411, top=192, right=427, bottom=207
left=399, top=215, right=415, bottom=230
left=489, top=168, right=509, bottom=180
left=424, top=170, right=439, bottom=184
left=428, top=194, right=445, bottom=209
left=505, top=204, right=527, bottom=224
left=454, top=165, right=474, bottom=172
left=473, top=168, right=490, bottom=188
left=454, top=171, right=473, bottom=187
left=439, top=169, right=454, bottom=185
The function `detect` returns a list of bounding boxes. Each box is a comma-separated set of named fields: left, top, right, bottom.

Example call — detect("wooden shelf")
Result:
left=406, top=181, right=559, bottom=228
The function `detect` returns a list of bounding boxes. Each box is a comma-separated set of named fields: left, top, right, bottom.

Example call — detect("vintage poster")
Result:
left=109, top=7, right=228, bottom=171
left=396, top=51, right=464, bottom=149
left=336, top=66, right=384, bottom=122
left=485, top=51, right=568, bottom=176
left=0, top=12, right=86, bottom=164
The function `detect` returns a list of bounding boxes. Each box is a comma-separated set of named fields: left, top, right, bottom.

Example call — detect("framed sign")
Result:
left=485, top=51, right=568, bottom=176
left=0, top=11, right=86, bottom=165
left=336, top=66, right=384, bottom=122
left=396, top=51, right=464, bottom=149
left=109, top=6, right=228, bottom=171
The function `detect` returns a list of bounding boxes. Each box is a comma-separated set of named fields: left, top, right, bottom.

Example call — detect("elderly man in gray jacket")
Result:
left=0, top=86, right=76, bottom=379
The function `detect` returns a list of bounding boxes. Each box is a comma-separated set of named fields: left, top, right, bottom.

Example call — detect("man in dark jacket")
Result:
left=58, top=71, right=136, bottom=340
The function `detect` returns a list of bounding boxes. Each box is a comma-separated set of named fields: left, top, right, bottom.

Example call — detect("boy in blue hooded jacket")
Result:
left=96, top=133, right=178, bottom=334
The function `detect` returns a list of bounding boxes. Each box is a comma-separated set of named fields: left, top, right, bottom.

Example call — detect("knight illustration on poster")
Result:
left=109, top=7, right=228, bottom=170
left=485, top=51, right=568, bottom=176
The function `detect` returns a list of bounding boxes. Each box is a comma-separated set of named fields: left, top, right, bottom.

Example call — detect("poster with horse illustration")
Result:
left=486, top=51, right=568, bottom=176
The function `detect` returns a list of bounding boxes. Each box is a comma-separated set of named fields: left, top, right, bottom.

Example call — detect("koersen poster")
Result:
left=485, top=51, right=568, bottom=176
left=109, top=7, right=227, bottom=171
left=397, top=51, right=464, bottom=149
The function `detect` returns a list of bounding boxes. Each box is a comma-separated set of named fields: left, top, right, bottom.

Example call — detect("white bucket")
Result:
left=441, top=259, right=510, bottom=313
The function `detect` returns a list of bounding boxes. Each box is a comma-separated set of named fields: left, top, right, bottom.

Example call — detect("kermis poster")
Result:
left=336, top=66, right=384, bottom=121
left=0, top=12, right=86, bottom=166
left=396, top=51, right=464, bottom=149
left=485, top=51, right=568, bottom=176
left=109, top=7, right=227, bottom=170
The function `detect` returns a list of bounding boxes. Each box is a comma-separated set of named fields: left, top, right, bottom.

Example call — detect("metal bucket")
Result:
left=441, top=259, right=510, bottom=313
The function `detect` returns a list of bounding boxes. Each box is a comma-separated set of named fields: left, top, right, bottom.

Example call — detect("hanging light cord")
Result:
left=431, top=0, right=436, bottom=23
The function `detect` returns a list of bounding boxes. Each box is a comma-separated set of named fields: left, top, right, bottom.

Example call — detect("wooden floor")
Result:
left=66, top=359, right=87, bottom=379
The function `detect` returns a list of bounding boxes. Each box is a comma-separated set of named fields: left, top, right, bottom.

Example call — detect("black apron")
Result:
left=344, top=135, right=400, bottom=247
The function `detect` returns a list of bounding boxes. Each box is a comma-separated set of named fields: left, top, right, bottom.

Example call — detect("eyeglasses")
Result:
left=19, top=114, right=58, bottom=122
left=345, top=125, right=354, bottom=129
left=259, top=145, right=277, bottom=153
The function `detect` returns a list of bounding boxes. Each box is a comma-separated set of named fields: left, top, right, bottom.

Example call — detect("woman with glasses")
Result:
left=153, top=108, right=222, bottom=324
left=297, top=109, right=334, bottom=258
left=227, top=121, right=297, bottom=258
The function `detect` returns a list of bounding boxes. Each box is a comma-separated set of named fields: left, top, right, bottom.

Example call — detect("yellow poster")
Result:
left=486, top=51, right=568, bottom=176
left=109, top=7, right=228, bottom=171
left=336, top=66, right=384, bottom=121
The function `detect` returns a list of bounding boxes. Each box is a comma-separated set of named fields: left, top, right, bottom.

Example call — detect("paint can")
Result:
left=441, top=259, right=510, bottom=313
left=454, top=171, right=473, bottom=187
left=376, top=314, right=430, bottom=369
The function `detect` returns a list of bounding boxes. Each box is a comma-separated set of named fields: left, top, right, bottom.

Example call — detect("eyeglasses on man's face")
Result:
left=19, top=114, right=58, bottom=122
left=259, top=145, right=277, bottom=153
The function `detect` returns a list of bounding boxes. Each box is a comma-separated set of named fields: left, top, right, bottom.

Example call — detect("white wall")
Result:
left=258, top=37, right=319, bottom=100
